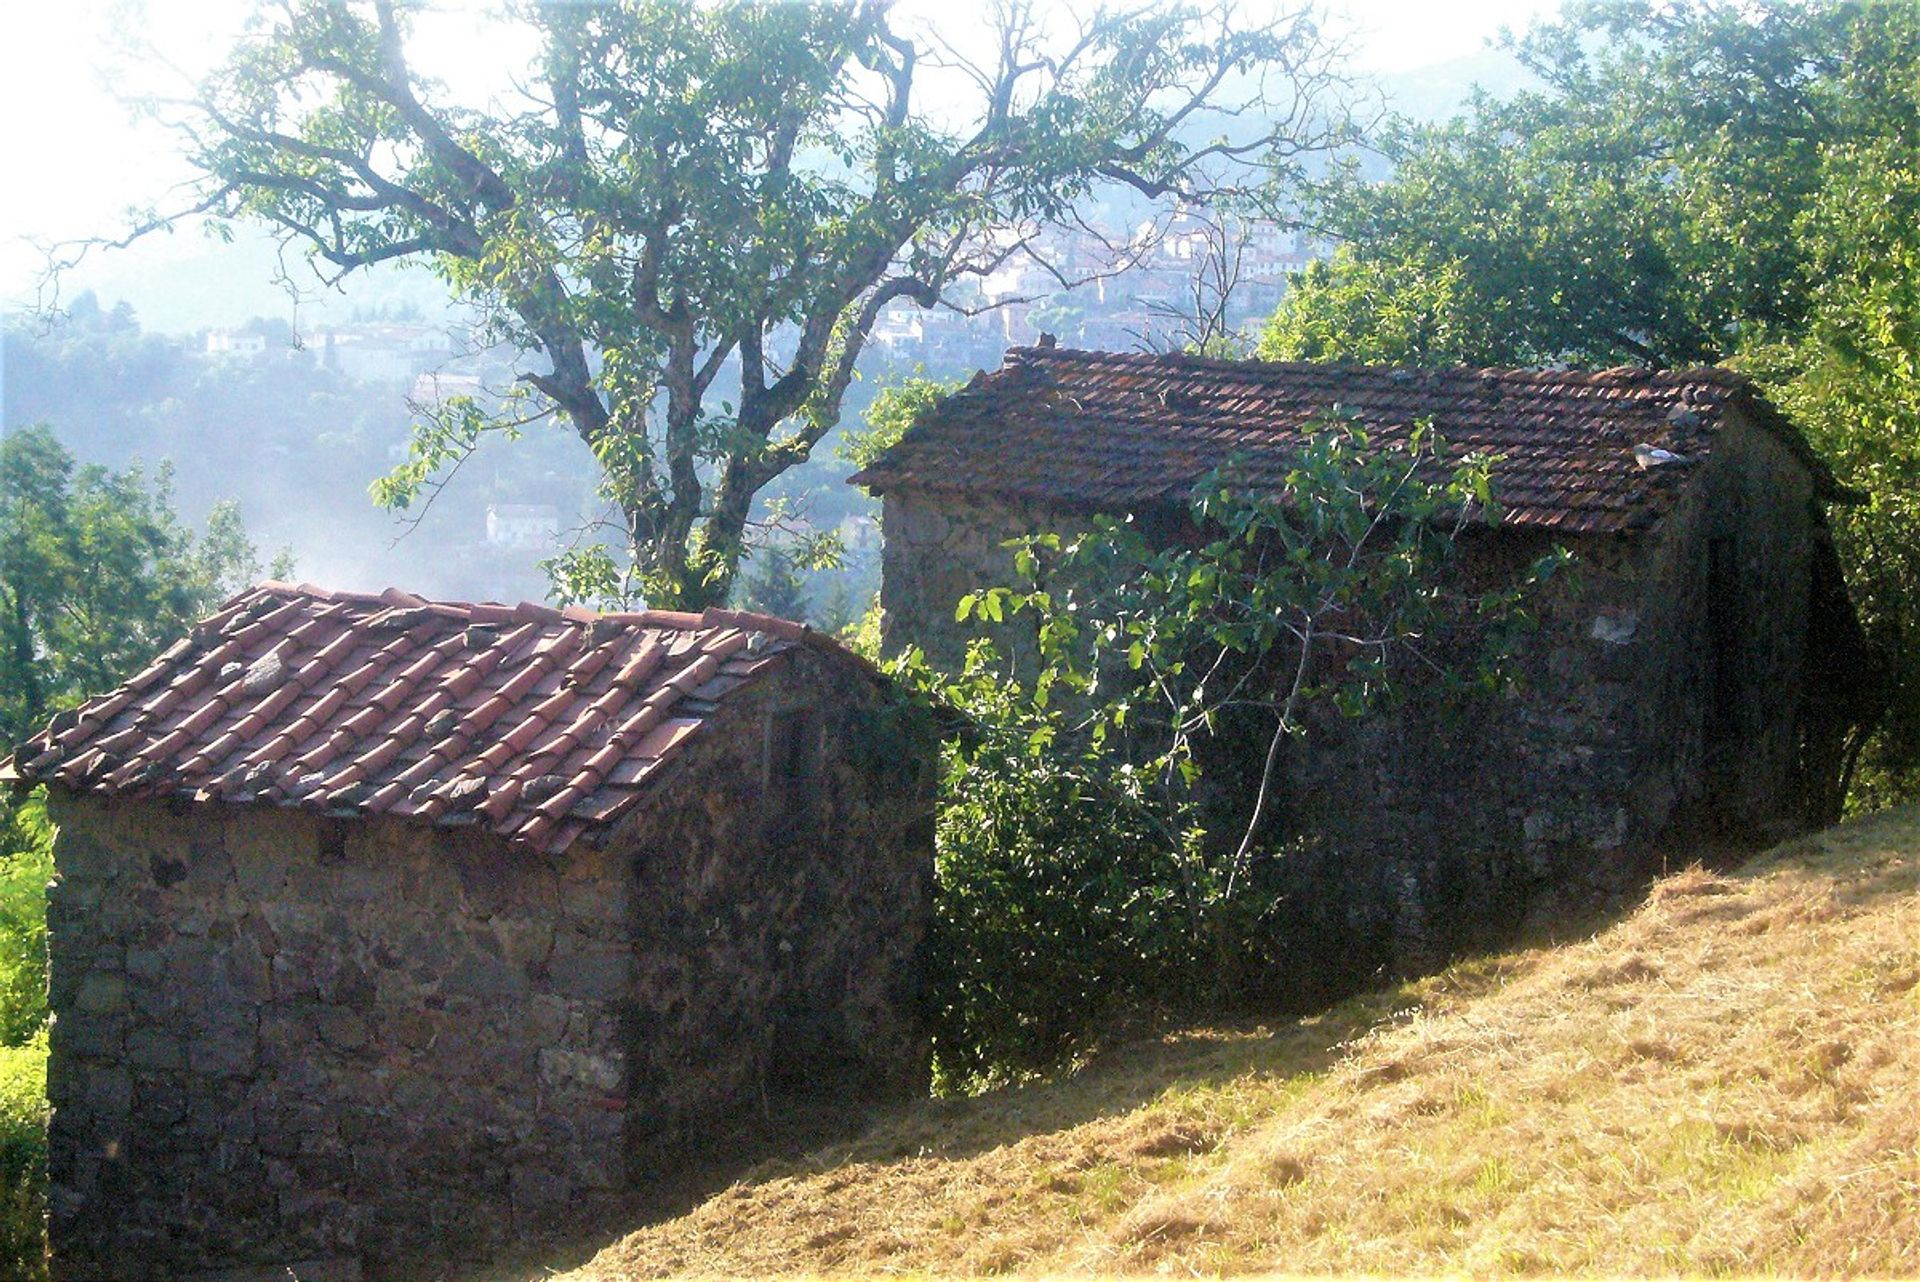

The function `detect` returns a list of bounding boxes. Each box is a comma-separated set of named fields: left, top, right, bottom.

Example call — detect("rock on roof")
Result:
left=850, top=345, right=1847, bottom=535
left=7, top=583, right=872, bottom=855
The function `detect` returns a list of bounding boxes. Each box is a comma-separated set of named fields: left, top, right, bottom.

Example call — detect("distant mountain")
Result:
left=1377, top=45, right=1537, bottom=121
left=12, top=227, right=455, bottom=337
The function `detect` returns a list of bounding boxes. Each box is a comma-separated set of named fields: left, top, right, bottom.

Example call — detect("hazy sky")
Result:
left=0, top=0, right=1559, bottom=323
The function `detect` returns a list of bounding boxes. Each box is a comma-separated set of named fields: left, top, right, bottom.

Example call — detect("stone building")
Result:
left=6, top=583, right=937, bottom=1281
left=853, top=343, right=1869, bottom=985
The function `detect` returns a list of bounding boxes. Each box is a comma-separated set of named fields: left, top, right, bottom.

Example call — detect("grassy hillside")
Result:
left=563, top=809, right=1918, bottom=1279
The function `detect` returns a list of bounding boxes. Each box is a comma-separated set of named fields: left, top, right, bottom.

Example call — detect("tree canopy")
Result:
left=0, top=425, right=277, bottom=746
left=136, top=0, right=1354, bottom=609
left=1260, top=0, right=1920, bottom=802
left=1262, top=0, right=1913, bottom=369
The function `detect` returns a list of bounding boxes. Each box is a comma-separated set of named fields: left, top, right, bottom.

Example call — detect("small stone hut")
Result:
left=7, top=583, right=937, bottom=1282
left=853, top=343, right=1869, bottom=982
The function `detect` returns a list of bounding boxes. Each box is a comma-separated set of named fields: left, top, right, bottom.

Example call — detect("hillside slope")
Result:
left=565, top=811, right=1919, bottom=1279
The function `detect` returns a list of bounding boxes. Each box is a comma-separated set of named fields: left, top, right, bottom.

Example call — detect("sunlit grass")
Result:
left=564, top=808, right=1920, bottom=1280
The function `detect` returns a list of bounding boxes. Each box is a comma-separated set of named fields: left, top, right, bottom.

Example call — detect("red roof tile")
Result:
left=849, top=346, right=1850, bottom=534
left=7, top=583, right=873, bottom=855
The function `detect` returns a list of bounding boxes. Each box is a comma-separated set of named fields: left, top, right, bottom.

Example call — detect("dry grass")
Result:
left=560, top=810, right=1920, bottom=1280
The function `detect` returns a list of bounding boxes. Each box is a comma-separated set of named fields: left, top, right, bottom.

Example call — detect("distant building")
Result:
left=409, top=370, right=486, bottom=404
left=306, top=324, right=454, bottom=385
left=870, top=303, right=925, bottom=353
left=485, top=503, right=560, bottom=549
left=204, top=328, right=269, bottom=357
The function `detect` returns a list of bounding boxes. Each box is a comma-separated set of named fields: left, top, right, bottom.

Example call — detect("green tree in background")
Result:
left=116, top=0, right=1354, bottom=610
left=1262, top=0, right=1899, bottom=369
left=1261, top=0, right=1920, bottom=804
left=736, top=545, right=811, bottom=625
left=839, top=373, right=961, bottom=474
left=0, top=425, right=278, bottom=747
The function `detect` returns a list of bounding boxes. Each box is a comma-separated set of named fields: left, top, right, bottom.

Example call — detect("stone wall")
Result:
left=613, top=647, right=938, bottom=1160
left=877, top=429, right=1825, bottom=985
left=879, top=490, right=1092, bottom=673
left=44, top=648, right=938, bottom=1282
left=44, top=798, right=632, bottom=1282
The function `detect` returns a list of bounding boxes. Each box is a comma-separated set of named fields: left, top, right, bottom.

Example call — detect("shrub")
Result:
left=923, top=645, right=1219, bottom=1091
left=0, top=799, right=52, bottom=1047
left=0, top=1033, right=47, bottom=1281
left=0, top=793, right=50, bottom=1280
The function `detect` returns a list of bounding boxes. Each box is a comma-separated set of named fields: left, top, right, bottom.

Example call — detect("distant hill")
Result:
left=6, top=227, right=456, bottom=337
left=1380, top=45, right=1537, bottom=121
left=560, top=809, right=1918, bottom=1279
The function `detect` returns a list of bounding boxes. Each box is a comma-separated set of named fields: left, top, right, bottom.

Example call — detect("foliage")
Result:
left=0, top=425, right=280, bottom=747
left=736, top=545, right=811, bottom=624
left=0, top=798, right=52, bottom=1049
left=839, top=374, right=961, bottom=474
left=1261, top=0, right=1920, bottom=806
left=918, top=640, right=1214, bottom=1091
left=915, top=427, right=1565, bottom=1085
left=1739, top=114, right=1920, bottom=803
left=0, top=1031, right=47, bottom=1282
left=1259, top=246, right=1496, bottom=367
left=1262, top=0, right=1892, bottom=369
left=959, top=426, right=1561, bottom=875
left=0, top=417, right=282, bottom=1279
left=838, top=597, right=887, bottom=660
left=0, top=799, right=50, bottom=1280
left=813, top=577, right=868, bottom=637
left=140, top=0, right=1355, bottom=609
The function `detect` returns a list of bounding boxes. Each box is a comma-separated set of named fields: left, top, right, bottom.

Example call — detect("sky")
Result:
left=0, top=0, right=1560, bottom=329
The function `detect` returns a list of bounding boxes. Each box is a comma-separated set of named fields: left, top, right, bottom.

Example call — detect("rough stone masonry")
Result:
left=14, top=586, right=937, bottom=1281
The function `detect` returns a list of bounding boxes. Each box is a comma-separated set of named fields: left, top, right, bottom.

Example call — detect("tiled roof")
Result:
left=850, top=345, right=1848, bottom=535
left=6, top=583, right=872, bottom=855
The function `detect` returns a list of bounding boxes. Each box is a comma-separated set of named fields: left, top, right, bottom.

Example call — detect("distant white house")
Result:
left=485, top=504, right=560, bottom=550
left=307, top=324, right=455, bottom=385
left=204, top=329, right=269, bottom=357
left=837, top=514, right=882, bottom=555
left=870, top=304, right=924, bottom=352
left=409, top=371, right=487, bottom=405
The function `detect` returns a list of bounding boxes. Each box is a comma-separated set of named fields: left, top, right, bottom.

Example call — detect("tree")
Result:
left=109, top=0, right=1353, bottom=609
left=735, top=545, right=811, bottom=624
left=839, top=372, right=961, bottom=474
left=1259, top=0, right=1920, bottom=805
left=0, top=425, right=279, bottom=746
left=1139, top=208, right=1258, bottom=357
left=1262, top=0, right=1905, bottom=370
left=1742, top=120, right=1920, bottom=803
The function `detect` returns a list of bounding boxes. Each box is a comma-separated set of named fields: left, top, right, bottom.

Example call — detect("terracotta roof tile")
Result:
left=849, top=346, right=1852, bottom=533
left=7, top=582, right=879, bottom=855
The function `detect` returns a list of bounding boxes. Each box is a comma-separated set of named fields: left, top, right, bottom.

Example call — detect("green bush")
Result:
left=0, top=794, right=51, bottom=1280
left=0, top=800, right=52, bottom=1047
left=0, top=1033, right=48, bottom=1281
left=913, top=435, right=1561, bottom=1090
left=924, top=647, right=1219, bottom=1091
